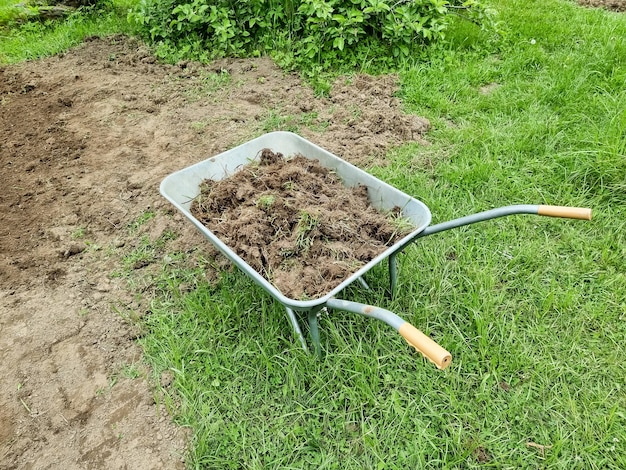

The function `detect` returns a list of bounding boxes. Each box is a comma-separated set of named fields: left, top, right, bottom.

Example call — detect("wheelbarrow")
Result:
left=160, top=131, right=592, bottom=370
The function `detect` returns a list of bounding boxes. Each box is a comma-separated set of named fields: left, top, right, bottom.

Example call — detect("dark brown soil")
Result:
left=191, top=150, right=410, bottom=299
left=578, top=0, right=626, bottom=11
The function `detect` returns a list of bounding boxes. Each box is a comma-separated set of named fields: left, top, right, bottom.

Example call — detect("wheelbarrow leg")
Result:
left=308, top=308, right=323, bottom=358
left=389, top=253, right=398, bottom=299
left=285, top=307, right=308, bottom=352
left=357, top=276, right=371, bottom=291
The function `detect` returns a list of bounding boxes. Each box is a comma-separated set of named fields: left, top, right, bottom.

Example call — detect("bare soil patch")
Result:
left=0, top=35, right=429, bottom=468
left=578, top=0, right=626, bottom=12
left=191, top=150, right=411, bottom=299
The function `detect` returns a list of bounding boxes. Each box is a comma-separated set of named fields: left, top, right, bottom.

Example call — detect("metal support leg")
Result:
left=357, top=276, right=371, bottom=291
left=285, top=307, right=308, bottom=352
left=308, top=309, right=322, bottom=358
left=389, top=253, right=398, bottom=299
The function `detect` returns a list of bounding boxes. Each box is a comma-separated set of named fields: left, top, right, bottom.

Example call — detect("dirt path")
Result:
left=0, top=35, right=429, bottom=468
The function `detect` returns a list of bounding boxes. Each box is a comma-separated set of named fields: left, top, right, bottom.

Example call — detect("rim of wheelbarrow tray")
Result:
left=160, top=131, right=432, bottom=310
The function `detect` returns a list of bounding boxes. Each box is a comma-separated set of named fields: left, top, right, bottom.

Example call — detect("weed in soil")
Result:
left=191, top=149, right=412, bottom=299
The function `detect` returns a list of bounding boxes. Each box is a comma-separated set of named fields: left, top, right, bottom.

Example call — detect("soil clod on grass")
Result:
left=191, top=149, right=412, bottom=299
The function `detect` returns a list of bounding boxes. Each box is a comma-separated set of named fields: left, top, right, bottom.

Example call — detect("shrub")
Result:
left=129, top=0, right=495, bottom=69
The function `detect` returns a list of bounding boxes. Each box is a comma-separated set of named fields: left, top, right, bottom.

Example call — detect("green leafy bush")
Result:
left=129, top=0, right=495, bottom=69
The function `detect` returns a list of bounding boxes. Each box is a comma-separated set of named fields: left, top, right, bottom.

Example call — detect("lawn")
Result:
left=0, top=0, right=135, bottom=62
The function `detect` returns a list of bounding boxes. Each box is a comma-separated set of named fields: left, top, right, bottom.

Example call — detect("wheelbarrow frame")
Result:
left=160, top=131, right=591, bottom=369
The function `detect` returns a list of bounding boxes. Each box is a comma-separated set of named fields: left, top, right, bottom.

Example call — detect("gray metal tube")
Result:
left=285, top=307, right=308, bottom=351
left=326, top=298, right=405, bottom=330
left=417, top=204, right=539, bottom=238
left=308, top=309, right=322, bottom=358
left=389, top=253, right=398, bottom=298
left=325, top=298, right=452, bottom=369
left=357, top=276, right=371, bottom=291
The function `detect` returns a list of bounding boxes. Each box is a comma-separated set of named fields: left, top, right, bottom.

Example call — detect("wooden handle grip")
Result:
left=537, top=205, right=592, bottom=220
left=398, top=323, right=452, bottom=370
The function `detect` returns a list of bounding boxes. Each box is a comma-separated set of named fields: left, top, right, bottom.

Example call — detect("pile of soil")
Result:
left=191, top=150, right=411, bottom=299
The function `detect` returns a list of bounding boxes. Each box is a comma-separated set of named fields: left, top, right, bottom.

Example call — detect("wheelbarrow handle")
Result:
left=537, top=205, right=592, bottom=220
left=398, top=322, right=452, bottom=370
left=326, top=298, right=452, bottom=370
left=418, top=204, right=592, bottom=238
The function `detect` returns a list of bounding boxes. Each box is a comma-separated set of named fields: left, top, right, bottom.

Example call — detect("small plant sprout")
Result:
left=295, top=210, right=319, bottom=253
left=191, top=120, right=209, bottom=132
left=121, top=364, right=142, bottom=379
left=127, top=210, right=156, bottom=233
left=256, top=194, right=276, bottom=210
left=388, top=211, right=414, bottom=235
left=200, top=70, right=230, bottom=92
left=71, top=227, right=86, bottom=239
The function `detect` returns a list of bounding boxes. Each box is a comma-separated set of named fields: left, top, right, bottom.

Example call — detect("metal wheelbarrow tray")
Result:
left=161, top=131, right=592, bottom=370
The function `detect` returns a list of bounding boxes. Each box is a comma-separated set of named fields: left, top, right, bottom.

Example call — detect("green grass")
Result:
left=0, top=0, right=137, bottom=64
left=0, top=0, right=31, bottom=26
left=2, top=0, right=624, bottom=467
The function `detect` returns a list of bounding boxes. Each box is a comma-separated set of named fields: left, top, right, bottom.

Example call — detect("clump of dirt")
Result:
left=191, top=149, right=411, bottom=299
left=578, top=0, right=626, bottom=11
